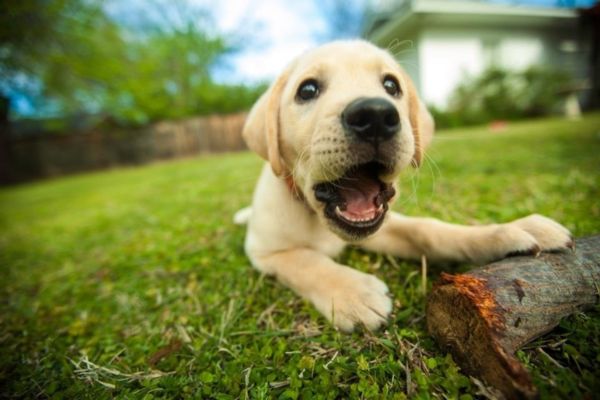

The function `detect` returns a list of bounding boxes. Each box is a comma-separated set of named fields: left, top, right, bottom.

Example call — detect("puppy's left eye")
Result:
left=383, top=75, right=401, bottom=97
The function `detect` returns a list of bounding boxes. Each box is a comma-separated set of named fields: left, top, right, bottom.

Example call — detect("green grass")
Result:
left=1, top=114, right=599, bottom=399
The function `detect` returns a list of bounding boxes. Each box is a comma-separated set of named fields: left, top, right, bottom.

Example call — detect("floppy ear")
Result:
left=404, top=74, right=434, bottom=167
left=242, top=65, right=294, bottom=177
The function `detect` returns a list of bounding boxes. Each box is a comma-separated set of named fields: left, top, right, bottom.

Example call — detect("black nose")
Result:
left=342, top=97, right=400, bottom=144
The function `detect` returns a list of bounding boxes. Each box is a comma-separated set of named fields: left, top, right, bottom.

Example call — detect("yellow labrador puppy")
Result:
left=236, top=40, right=572, bottom=332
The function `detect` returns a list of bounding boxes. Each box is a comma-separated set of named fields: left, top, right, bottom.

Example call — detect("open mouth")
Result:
left=313, top=162, right=396, bottom=237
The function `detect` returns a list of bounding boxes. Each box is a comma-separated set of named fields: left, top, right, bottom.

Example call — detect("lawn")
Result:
left=1, top=114, right=599, bottom=399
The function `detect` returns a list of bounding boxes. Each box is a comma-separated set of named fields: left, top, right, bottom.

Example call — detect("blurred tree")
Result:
left=0, top=0, right=262, bottom=125
left=0, top=0, right=123, bottom=116
left=0, top=0, right=69, bottom=77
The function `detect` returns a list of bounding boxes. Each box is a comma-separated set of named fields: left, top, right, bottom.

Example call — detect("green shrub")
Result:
left=433, top=66, right=572, bottom=129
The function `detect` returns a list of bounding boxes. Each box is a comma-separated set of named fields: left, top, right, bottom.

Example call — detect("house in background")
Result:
left=365, top=0, right=592, bottom=109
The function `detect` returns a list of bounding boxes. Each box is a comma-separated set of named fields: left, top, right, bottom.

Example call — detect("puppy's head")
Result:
left=243, top=40, right=434, bottom=241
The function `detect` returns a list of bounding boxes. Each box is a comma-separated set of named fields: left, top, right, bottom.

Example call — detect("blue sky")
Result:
left=103, top=0, right=330, bottom=83
left=208, top=0, right=327, bottom=83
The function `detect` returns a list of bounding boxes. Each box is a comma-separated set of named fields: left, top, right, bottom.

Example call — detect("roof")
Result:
left=367, top=0, right=579, bottom=44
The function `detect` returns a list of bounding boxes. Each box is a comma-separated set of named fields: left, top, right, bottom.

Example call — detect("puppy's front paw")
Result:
left=479, top=214, right=572, bottom=263
left=510, top=214, right=573, bottom=251
left=310, top=266, right=392, bottom=332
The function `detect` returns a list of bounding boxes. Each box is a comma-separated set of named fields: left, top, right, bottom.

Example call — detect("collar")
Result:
left=284, top=175, right=304, bottom=201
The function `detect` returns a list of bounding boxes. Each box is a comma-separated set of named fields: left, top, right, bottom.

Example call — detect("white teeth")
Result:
left=334, top=205, right=383, bottom=223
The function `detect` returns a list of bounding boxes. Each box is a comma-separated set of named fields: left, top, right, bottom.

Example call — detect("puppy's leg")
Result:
left=233, top=206, right=252, bottom=225
left=250, top=248, right=392, bottom=332
left=360, top=212, right=572, bottom=264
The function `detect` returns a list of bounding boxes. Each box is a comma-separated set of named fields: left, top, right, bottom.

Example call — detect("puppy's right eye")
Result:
left=296, top=79, right=320, bottom=102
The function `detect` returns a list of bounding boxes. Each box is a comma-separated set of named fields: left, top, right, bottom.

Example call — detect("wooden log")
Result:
left=426, top=235, right=600, bottom=399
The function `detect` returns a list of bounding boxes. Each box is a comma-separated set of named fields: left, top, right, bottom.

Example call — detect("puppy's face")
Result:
left=244, top=41, right=433, bottom=241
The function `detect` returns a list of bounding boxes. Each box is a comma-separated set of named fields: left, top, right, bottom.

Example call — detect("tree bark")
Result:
left=426, top=235, right=600, bottom=399
left=0, top=95, right=10, bottom=184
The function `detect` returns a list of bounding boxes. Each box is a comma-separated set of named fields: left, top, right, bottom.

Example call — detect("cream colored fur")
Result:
left=239, top=40, right=571, bottom=332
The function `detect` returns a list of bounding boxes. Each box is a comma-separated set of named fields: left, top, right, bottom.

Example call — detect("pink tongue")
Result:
left=338, top=171, right=380, bottom=219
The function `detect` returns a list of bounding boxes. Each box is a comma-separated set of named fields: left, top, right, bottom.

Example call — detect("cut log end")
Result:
left=427, top=281, right=537, bottom=399
left=426, top=235, right=600, bottom=400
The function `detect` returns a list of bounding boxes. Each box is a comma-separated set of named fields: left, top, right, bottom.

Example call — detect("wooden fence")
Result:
left=0, top=113, right=248, bottom=184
